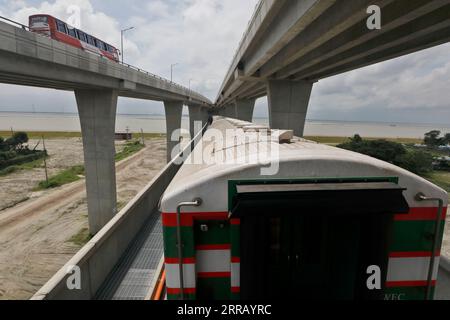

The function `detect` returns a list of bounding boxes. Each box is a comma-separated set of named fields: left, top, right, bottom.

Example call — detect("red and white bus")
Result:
left=29, top=14, right=120, bottom=62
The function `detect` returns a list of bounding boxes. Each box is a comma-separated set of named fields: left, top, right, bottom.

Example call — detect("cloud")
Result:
left=307, top=42, right=450, bottom=119
left=124, top=0, right=259, bottom=98
left=0, top=0, right=449, bottom=125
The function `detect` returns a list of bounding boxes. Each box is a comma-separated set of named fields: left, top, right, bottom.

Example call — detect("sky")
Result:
left=0, top=0, right=449, bottom=124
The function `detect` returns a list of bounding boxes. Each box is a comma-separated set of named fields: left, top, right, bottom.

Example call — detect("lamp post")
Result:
left=121, top=26, right=134, bottom=64
left=171, top=63, right=178, bottom=82
left=189, top=79, right=194, bottom=92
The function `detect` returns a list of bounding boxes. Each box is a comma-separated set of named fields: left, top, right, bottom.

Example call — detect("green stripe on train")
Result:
left=390, top=221, right=445, bottom=252
left=231, top=224, right=240, bottom=257
left=163, top=226, right=195, bottom=258
left=194, top=220, right=230, bottom=246
left=196, top=277, right=231, bottom=300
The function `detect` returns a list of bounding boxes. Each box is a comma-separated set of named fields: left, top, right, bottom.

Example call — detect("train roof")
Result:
left=161, top=117, right=447, bottom=213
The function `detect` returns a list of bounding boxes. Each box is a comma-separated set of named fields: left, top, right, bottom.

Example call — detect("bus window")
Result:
left=77, top=30, right=87, bottom=43
left=56, top=20, right=67, bottom=34
left=96, top=40, right=106, bottom=51
left=107, top=44, right=114, bottom=53
left=30, top=16, right=48, bottom=27
left=67, top=26, right=77, bottom=38
left=86, top=35, right=96, bottom=46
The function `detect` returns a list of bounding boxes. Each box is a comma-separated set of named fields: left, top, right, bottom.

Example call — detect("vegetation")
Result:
left=115, top=140, right=145, bottom=162
left=305, top=136, right=422, bottom=146
left=68, top=227, right=92, bottom=247
left=424, top=130, right=450, bottom=147
left=426, top=171, right=450, bottom=193
left=36, top=165, right=85, bottom=190
left=0, top=157, right=46, bottom=176
left=0, top=132, right=47, bottom=172
left=36, top=140, right=145, bottom=190
left=337, top=134, right=433, bottom=175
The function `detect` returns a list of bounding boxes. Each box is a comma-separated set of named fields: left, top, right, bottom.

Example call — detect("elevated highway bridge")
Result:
left=0, top=17, right=212, bottom=234
left=215, top=0, right=450, bottom=136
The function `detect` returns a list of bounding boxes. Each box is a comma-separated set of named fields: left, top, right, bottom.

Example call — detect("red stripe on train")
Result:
left=166, top=287, right=196, bottom=294
left=389, top=251, right=441, bottom=258
left=394, top=207, right=447, bottom=221
left=162, top=212, right=229, bottom=227
left=196, top=244, right=231, bottom=250
left=386, top=280, right=436, bottom=288
left=197, top=272, right=231, bottom=278
left=165, top=257, right=196, bottom=264
left=231, top=287, right=240, bottom=293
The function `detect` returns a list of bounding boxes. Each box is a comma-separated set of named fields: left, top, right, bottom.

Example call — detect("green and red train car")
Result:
left=160, top=117, right=448, bottom=300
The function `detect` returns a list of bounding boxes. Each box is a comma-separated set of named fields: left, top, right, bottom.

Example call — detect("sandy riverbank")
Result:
left=0, top=137, right=167, bottom=300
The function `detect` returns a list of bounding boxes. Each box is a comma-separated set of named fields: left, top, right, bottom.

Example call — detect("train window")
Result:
left=77, top=30, right=87, bottom=43
left=56, top=20, right=67, bottom=34
left=107, top=44, right=115, bottom=53
left=67, top=26, right=77, bottom=38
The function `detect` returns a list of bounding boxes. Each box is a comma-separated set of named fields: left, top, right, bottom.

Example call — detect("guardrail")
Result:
left=0, top=16, right=211, bottom=104
left=215, top=0, right=265, bottom=102
left=31, top=125, right=208, bottom=300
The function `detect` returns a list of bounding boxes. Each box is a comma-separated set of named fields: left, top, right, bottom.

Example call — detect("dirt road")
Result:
left=0, top=138, right=166, bottom=300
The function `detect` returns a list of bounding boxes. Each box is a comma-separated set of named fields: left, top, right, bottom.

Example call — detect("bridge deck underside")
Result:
left=95, top=211, right=163, bottom=300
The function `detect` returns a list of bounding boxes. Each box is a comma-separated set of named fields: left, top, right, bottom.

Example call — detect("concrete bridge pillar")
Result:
left=224, top=104, right=237, bottom=119
left=164, top=101, right=183, bottom=162
left=188, top=104, right=208, bottom=140
left=235, top=98, right=256, bottom=122
left=75, top=89, right=118, bottom=234
left=267, top=80, right=313, bottom=137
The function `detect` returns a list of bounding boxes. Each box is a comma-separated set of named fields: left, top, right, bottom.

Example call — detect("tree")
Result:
left=443, top=133, right=450, bottom=145
left=5, top=132, right=29, bottom=151
left=338, top=136, right=433, bottom=175
left=396, top=150, right=433, bottom=175
left=338, top=138, right=406, bottom=163
left=350, top=134, right=362, bottom=143
left=424, top=130, right=442, bottom=147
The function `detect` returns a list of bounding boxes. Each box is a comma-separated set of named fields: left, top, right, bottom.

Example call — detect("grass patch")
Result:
left=305, top=136, right=423, bottom=146
left=35, top=141, right=145, bottom=190
left=68, top=228, right=92, bottom=247
left=35, top=165, right=85, bottom=190
left=424, top=171, right=450, bottom=193
left=305, top=136, right=351, bottom=145
left=0, top=157, right=46, bottom=176
left=115, top=140, right=145, bottom=162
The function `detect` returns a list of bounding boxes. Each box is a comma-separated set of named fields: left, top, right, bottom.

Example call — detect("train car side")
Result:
left=160, top=117, right=448, bottom=300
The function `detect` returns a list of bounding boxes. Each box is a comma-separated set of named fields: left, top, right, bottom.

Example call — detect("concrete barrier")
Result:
left=32, top=127, right=207, bottom=300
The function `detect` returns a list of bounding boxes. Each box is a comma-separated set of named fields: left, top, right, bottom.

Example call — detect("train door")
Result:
left=241, top=214, right=361, bottom=299
left=234, top=181, right=409, bottom=300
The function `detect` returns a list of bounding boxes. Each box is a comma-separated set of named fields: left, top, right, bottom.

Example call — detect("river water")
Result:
left=0, top=112, right=449, bottom=139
